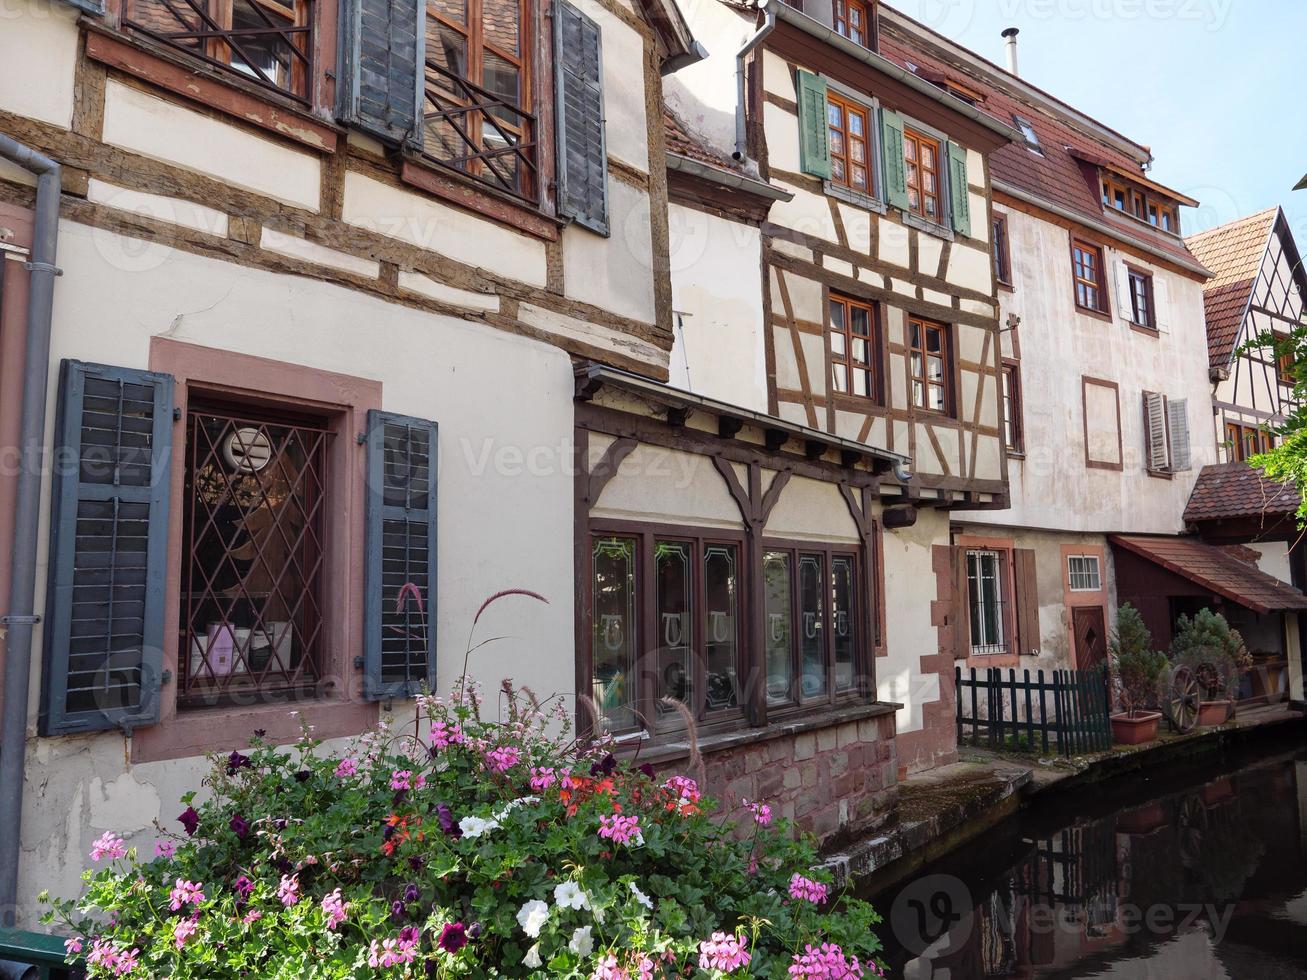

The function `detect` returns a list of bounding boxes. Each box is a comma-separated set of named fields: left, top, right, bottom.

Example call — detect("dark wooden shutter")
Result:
left=952, top=545, right=971, bottom=660
left=338, top=0, right=426, bottom=148
left=1012, top=548, right=1039, bottom=658
left=947, top=141, right=971, bottom=237
left=796, top=70, right=831, bottom=180
left=55, top=0, right=104, bottom=14
left=881, top=109, right=909, bottom=211
left=364, top=411, right=438, bottom=700
left=555, top=0, right=609, bottom=235
left=41, top=361, right=173, bottom=735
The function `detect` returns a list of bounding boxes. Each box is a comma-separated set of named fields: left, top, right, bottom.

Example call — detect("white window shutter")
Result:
left=1153, top=277, right=1171, bottom=333
left=1167, top=398, right=1191, bottom=472
left=1114, top=261, right=1133, bottom=320
left=1144, top=392, right=1169, bottom=471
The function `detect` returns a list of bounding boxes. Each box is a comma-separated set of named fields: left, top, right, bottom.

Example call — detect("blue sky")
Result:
left=883, top=0, right=1307, bottom=241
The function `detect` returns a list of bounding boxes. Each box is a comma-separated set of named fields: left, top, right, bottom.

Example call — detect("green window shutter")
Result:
left=947, top=141, right=971, bottom=236
left=796, top=70, right=831, bottom=180
left=363, top=411, right=438, bottom=700
left=41, top=361, right=174, bottom=736
left=555, top=0, right=609, bottom=235
left=338, top=0, right=426, bottom=148
left=881, top=109, right=909, bottom=211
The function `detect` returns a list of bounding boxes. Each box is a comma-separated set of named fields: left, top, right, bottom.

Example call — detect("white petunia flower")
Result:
left=522, top=943, right=542, bottom=968
left=628, top=881, right=653, bottom=910
left=517, top=899, right=550, bottom=939
left=553, top=881, right=591, bottom=911
left=569, top=925, right=594, bottom=958
left=459, top=816, right=500, bottom=839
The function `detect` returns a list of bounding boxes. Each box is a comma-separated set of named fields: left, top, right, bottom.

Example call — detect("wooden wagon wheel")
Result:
left=1165, top=665, right=1200, bottom=733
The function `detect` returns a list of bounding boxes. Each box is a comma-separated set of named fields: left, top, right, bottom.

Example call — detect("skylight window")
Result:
left=1012, top=114, right=1042, bottom=154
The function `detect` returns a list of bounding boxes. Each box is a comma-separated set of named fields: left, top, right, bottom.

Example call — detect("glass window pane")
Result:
left=833, top=363, right=848, bottom=393
left=851, top=306, right=870, bottom=336
left=854, top=369, right=871, bottom=397
left=832, top=557, right=856, bottom=691
left=481, top=0, right=520, bottom=55
left=592, top=537, right=637, bottom=730
left=703, top=545, right=740, bottom=712
left=764, top=552, right=793, bottom=704
left=799, top=555, right=825, bottom=699
left=852, top=338, right=869, bottom=364
left=655, top=541, right=692, bottom=716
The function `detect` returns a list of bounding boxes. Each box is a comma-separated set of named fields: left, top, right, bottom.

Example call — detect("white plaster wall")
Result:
left=589, top=438, right=742, bottom=529
left=15, top=220, right=579, bottom=922
left=763, top=476, right=859, bottom=543
left=0, top=0, right=80, bottom=129
left=1249, top=541, right=1293, bottom=585
left=968, top=205, right=1215, bottom=534
left=562, top=180, right=656, bottom=324
left=668, top=203, right=769, bottom=412
left=660, top=0, right=754, bottom=158
left=574, top=0, right=649, bottom=174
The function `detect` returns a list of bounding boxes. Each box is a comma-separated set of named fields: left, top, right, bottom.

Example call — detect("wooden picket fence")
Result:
left=956, top=665, right=1112, bottom=757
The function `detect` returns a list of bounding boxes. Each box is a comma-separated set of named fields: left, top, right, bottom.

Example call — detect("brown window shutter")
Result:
left=952, top=545, right=971, bottom=659
left=1013, top=548, right=1039, bottom=657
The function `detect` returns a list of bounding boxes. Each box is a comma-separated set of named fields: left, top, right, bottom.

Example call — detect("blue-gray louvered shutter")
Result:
left=363, top=411, right=438, bottom=699
left=554, top=0, right=609, bottom=235
left=338, top=0, right=426, bottom=148
left=40, top=361, right=173, bottom=736
left=55, top=0, right=103, bottom=14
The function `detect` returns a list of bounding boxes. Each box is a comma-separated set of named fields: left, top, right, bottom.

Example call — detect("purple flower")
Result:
left=390, top=900, right=407, bottom=922
left=438, top=922, right=468, bottom=953
left=436, top=804, right=461, bottom=838
left=233, top=875, right=255, bottom=899
left=294, top=770, right=312, bottom=783
left=590, top=753, right=617, bottom=777
left=398, top=926, right=421, bottom=946
left=403, top=883, right=420, bottom=904
left=253, top=728, right=267, bottom=738
left=638, top=762, right=657, bottom=779
left=178, top=806, right=200, bottom=836
left=230, top=815, right=250, bottom=839
left=467, top=922, right=482, bottom=940
left=226, top=751, right=252, bottom=775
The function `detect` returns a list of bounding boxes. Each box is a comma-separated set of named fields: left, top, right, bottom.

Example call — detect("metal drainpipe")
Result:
left=733, top=0, right=776, bottom=162
left=0, top=133, right=62, bottom=928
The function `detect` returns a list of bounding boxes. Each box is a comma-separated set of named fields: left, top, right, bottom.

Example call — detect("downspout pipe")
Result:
left=0, top=134, right=61, bottom=928
left=733, top=0, right=776, bottom=162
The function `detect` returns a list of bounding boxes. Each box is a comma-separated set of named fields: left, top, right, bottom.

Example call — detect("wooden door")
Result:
left=1073, top=606, right=1108, bottom=671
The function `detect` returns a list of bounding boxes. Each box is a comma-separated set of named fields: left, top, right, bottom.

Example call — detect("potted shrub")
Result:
left=1171, top=609, right=1249, bottom=726
left=1109, top=604, right=1166, bottom=745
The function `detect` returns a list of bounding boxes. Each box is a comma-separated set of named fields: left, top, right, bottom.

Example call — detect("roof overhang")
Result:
left=575, top=363, right=910, bottom=474
left=766, top=0, right=1023, bottom=148
left=665, top=152, right=794, bottom=202
left=638, top=0, right=705, bottom=73
left=1296, top=173, right=1307, bottom=192
left=1110, top=534, right=1307, bottom=615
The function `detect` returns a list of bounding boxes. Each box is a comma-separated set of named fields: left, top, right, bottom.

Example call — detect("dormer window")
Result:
left=1101, top=175, right=1181, bottom=234
left=834, top=0, right=870, bottom=47
left=1012, top=114, right=1042, bottom=154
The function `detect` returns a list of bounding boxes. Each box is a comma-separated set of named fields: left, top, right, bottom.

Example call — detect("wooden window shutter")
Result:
left=952, top=545, right=971, bottom=659
left=1143, top=391, right=1169, bottom=471
left=338, top=0, right=426, bottom=148
left=1012, top=548, right=1039, bottom=657
left=555, top=0, right=610, bottom=236
left=54, top=0, right=104, bottom=14
left=1167, top=398, right=1191, bottom=472
left=364, top=411, right=438, bottom=700
left=796, top=70, right=831, bottom=180
left=946, top=141, right=971, bottom=236
left=1114, top=261, right=1133, bottom=317
left=881, top=109, right=909, bottom=211
left=1153, top=277, right=1171, bottom=333
left=40, top=361, right=174, bottom=736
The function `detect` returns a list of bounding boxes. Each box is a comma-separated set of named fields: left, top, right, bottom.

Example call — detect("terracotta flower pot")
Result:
left=1110, top=711, right=1162, bottom=745
left=1117, top=801, right=1168, bottom=835
left=1197, top=700, right=1232, bottom=726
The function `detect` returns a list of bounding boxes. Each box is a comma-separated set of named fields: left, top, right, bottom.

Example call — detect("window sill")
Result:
left=623, top=700, right=899, bottom=767
left=130, top=698, right=379, bottom=764
left=1129, top=322, right=1160, bottom=337
left=824, top=181, right=887, bottom=215
left=1075, top=302, right=1113, bottom=323
left=832, top=391, right=885, bottom=413
left=997, top=280, right=1014, bottom=293
left=1006, top=449, right=1025, bottom=459
left=900, top=210, right=955, bottom=242
left=399, top=160, right=562, bottom=243
left=83, top=27, right=340, bottom=154
left=1146, top=467, right=1175, bottom=481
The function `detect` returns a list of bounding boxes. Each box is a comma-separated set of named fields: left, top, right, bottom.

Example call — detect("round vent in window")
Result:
left=222, top=427, right=273, bottom=473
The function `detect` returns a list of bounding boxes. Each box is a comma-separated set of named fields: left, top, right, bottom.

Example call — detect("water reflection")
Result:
left=872, top=751, right=1307, bottom=979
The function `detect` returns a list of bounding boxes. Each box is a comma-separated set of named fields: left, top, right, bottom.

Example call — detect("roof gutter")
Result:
left=733, top=3, right=776, bottom=162
left=993, top=178, right=1212, bottom=279
left=665, top=152, right=794, bottom=202
left=769, top=1, right=1023, bottom=145
left=0, top=134, right=61, bottom=928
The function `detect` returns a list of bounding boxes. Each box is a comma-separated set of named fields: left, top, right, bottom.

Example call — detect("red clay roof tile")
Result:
left=1184, top=208, right=1279, bottom=370
left=1110, top=534, right=1307, bottom=613
left=1183, top=461, right=1300, bottom=524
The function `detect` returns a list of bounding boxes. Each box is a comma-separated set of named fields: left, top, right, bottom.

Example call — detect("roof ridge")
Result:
left=1184, top=206, right=1281, bottom=243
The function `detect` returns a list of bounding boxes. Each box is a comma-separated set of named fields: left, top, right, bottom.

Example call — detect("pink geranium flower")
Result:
left=335, top=758, right=358, bottom=778
left=788, top=942, right=866, bottom=978
left=168, top=879, right=205, bottom=912
left=277, top=874, right=300, bottom=907
left=90, top=832, right=127, bottom=862
left=321, top=888, right=348, bottom=930
left=698, top=932, right=751, bottom=973
left=173, top=916, right=199, bottom=949
left=154, top=840, right=176, bottom=859
left=597, top=813, right=643, bottom=847
left=484, top=746, right=521, bottom=772
left=744, top=798, right=773, bottom=826
left=789, top=873, right=830, bottom=904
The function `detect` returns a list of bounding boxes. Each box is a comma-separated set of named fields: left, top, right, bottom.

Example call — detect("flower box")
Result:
left=1110, top=711, right=1161, bottom=746
left=1198, top=700, right=1233, bottom=726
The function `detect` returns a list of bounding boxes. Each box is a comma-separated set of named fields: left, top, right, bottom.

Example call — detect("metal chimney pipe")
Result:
left=1002, top=27, right=1020, bottom=76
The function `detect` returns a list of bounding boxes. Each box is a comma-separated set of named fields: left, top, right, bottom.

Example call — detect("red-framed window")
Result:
left=826, top=92, right=872, bottom=193
left=1072, top=239, right=1107, bottom=313
left=829, top=293, right=879, bottom=401
left=1002, top=360, right=1023, bottom=453
left=908, top=315, right=951, bottom=414
left=903, top=128, right=941, bottom=222
left=833, top=0, right=870, bottom=46
left=1127, top=267, right=1154, bottom=328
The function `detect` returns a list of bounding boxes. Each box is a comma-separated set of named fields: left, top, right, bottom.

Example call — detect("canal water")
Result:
left=866, top=744, right=1307, bottom=979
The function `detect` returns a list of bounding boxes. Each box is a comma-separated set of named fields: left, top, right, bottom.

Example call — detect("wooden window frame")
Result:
left=1274, top=330, right=1295, bottom=386
left=587, top=520, right=752, bottom=736
left=1101, top=173, right=1183, bottom=236
left=1071, top=238, right=1109, bottom=315
left=1002, top=359, right=1024, bottom=455
left=907, top=315, right=953, bottom=416
left=1081, top=376, right=1123, bottom=472
left=825, top=90, right=874, bottom=195
left=1127, top=265, right=1155, bottom=329
left=424, top=0, right=538, bottom=203
left=902, top=127, right=942, bottom=223
left=828, top=292, right=881, bottom=403
left=1225, top=421, right=1273, bottom=462
left=963, top=546, right=1013, bottom=658
left=992, top=212, right=1012, bottom=287
left=833, top=0, right=870, bottom=47
left=760, top=538, right=866, bottom=713
left=1012, top=114, right=1041, bottom=153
